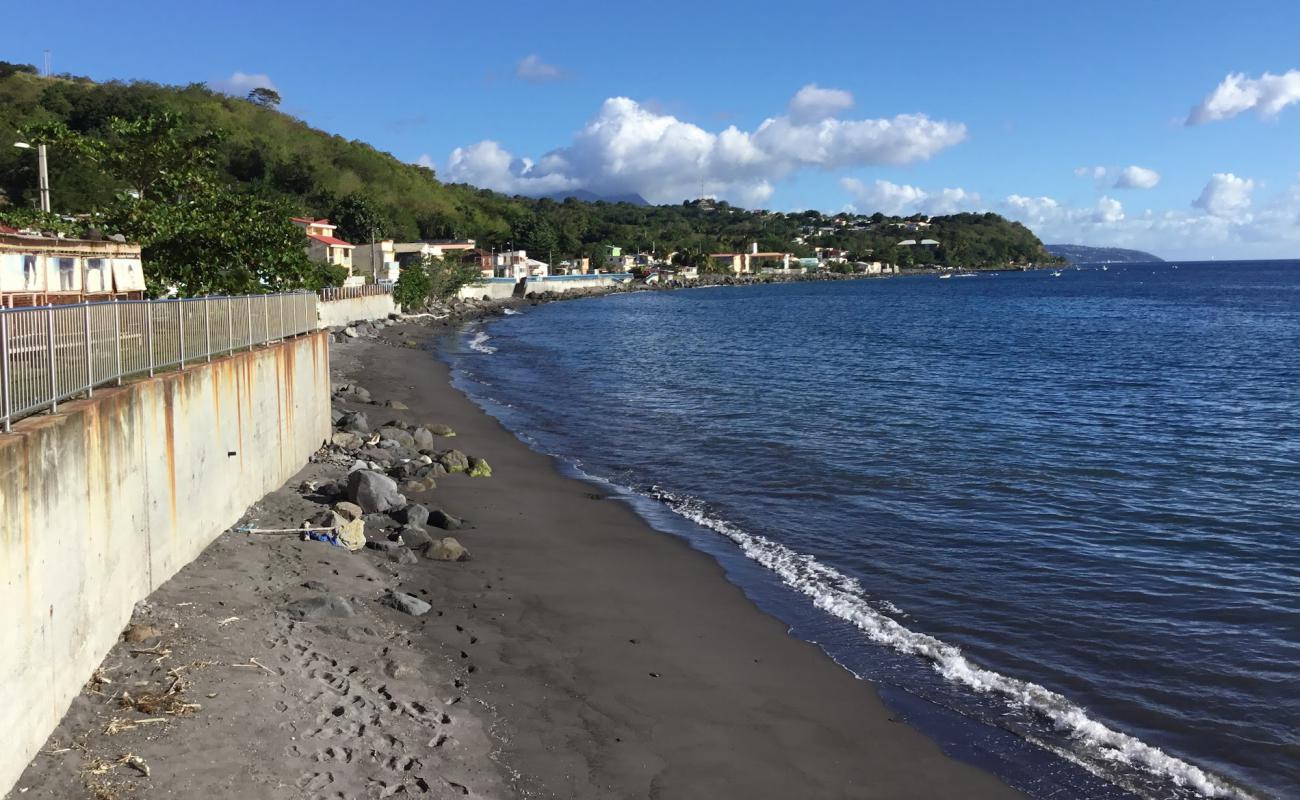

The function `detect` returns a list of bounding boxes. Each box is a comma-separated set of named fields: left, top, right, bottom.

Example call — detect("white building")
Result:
left=352, top=239, right=478, bottom=285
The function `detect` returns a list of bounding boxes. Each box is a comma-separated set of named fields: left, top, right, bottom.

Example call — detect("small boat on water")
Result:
left=939, top=273, right=952, bottom=279
left=1051, top=270, right=1063, bottom=277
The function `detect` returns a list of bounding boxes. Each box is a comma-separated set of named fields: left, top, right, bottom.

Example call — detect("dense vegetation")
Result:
left=0, top=67, right=1060, bottom=290
left=1045, top=244, right=1163, bottom=264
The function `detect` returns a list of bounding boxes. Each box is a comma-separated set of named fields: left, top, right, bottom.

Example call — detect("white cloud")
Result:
left=1193, top=172, right=1255, bottom=220
left=788, top=84, right=854, bottom=122
left=415, top=154, right=436, bottom=170
left=1074, top=166, right=1107, bottom=180
left=999, top=172, right=1300, bottom=259
left=445, top=91, right=966, bottom=205
left=840, top=178, right=981, bottom=216
left=1187, top=69, right=1300, bottom=124
left=516, top=54, right=563, bottom=82
left=209, top=71, right=277, bottom=96
left=1113, top=165, right=1161, bottom=189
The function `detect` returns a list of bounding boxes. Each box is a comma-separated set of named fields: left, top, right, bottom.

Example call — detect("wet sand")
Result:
left=7, top=320, right=1020, bottom=800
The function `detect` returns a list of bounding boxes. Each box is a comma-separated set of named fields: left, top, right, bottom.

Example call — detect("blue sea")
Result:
left=442, top=261, right=1300, bottom=800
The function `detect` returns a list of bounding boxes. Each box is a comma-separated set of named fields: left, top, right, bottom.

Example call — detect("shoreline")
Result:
left=9, top=312, right=1020, bottom=800
left=342, top=320, right=1025, bottom=797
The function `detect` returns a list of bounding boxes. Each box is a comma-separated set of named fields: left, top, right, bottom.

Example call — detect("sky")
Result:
left=5, top=0, right=1300, bottom=259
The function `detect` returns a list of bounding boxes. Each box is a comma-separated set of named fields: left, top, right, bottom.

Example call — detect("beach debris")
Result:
left=467, top=457, right=492, bottom=478
left=103, top=717, right=167, bottom=736
left=429, top=509, right=463, bottom=531
left=122, top=624, right=161, bottom=644
left=120, top=754, right=149, bottom=777
left=86, top=666, right=119, bottom=694
left=119, top=682, right=200, bottom=716
left=437, top=449, right=470, bottom=473
left=216, top=616, right=240, bottom=627
left=381, top=591, right=433, bottom=617
left=282, top=594, right=356, bottom=620
left=428, top=537, right=471, bottom=562
left=230, top=657, right=277, bottom=676
left=129, top=645, right=172, bottom=664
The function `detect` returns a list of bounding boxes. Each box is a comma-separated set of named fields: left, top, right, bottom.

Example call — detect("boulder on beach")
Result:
left=338, top=411, right=370, bottom=434
left=429, top=537, right=470, bottom=562
left=429, top=509, right=462, bottom=531
left=467, top=457, right=492, bottom=478
left=411, top=427, right=435, bottom=450
left=332, top=431, right=363, bottom=449
left=333, top=501, right=364, bottom=521
left=335, top=517, right=367, bottom=552
left=381, top=591, right=432, bottom=617
left=394, top=503, right=430, bottom=528
left=398, top=525, right=433, bottom=552
left=347, top=470, right=405, bottom=514
left=385, top=400, right=409, bottom=410
left=284, top=594, right=356, bottom=619
left=437, top=449, right=470, bottom=473
left=426, top=424, right=456, bottom=438
left=377, top=426, right=415, bottom=449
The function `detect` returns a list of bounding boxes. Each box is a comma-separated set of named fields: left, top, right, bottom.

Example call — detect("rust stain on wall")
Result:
left=161, top=380, right=178, bottom=537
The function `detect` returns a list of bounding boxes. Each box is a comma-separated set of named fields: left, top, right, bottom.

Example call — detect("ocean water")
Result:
left=441, top=262, right=1300, bottom=800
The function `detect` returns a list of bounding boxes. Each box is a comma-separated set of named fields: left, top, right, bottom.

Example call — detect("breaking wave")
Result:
left=650, top=489, right=1253, bottom=800
left=467, top=329, right=497, bottom=354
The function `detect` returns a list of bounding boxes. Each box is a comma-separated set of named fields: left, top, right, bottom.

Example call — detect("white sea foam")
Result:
left=502, top=308, right=520, bottom=315
left=656, top=492, right=1252, bottom=800
left=467, top=330, right=497, bottom=354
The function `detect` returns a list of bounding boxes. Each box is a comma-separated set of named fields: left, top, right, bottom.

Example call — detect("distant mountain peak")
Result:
left=543, top=189, right=649, bottom=206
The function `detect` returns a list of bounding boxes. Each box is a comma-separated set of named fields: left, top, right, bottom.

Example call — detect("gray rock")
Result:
left=428, top=537, right=470, bottom=562
left=332, top=431, right=363, bottom=449
left=381, top=591, right=432, bottom=617
left=339, top=411, right=370, bottom=434
left=437, top=449, right=470, bottom=473
left=366, top=539, right=403, bottom=553
left=386, top=547, right=419, bottom=565
left=411, top=427, right=435, bottom=450
left=343, top=326, right=359, bottom=338
left=347, top=470, right=405, bottom=513
left=398, top=525, right=434, bottom=552
left=283, top=594, right=355, bottom=619
left=348, top=459, right=369, bottom=473
left=330, top=408, right=345, bottom=424
left=426, top=423, right=456, bottom=437
left=395, top=503, right=430, bottom=528
left=429, top=509, right=463, bottom=530
left=377, top=426, right=415, bottom=448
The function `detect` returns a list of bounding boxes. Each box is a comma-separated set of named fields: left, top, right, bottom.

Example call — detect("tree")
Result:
left=247, top=87, right=282, bottom=108
left=393, top=257, right=432, bottom=310
left=328, top=193, right=387, bottom=245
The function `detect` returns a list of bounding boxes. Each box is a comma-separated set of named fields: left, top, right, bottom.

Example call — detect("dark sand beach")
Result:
left=8, top=319, right=1019, bottom=799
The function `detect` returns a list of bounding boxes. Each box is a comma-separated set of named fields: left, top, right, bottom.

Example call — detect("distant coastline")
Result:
left=1046, top=244, right=1164, bottom=263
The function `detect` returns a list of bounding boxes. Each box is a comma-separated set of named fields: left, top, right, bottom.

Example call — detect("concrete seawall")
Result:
left=318, top=293, right=398, bottom=328
left=0, top=332, right=331, bottom=794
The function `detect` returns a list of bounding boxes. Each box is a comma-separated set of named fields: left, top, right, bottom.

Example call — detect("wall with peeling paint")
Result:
left=317, top=293, right=398, bottom=328
left=0, top=331, right=331, bottom=794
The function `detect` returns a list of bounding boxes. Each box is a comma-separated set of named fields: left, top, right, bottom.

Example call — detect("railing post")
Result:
left=264, top=297, right=270, bottom=346
left=1, top=313, right=10, bottom=432
left=83, top=303, right=94, bottom=397
left=278, top=293, right=286, bottom=341
left=146, top=299, right=155, bottom=377
left=177, top=300, right=186, bottom=368
left=113, top=299, right=123, bottom=385
left=246, top=295, right=254, bottom=351
left=226, top=297, right=234, bottom=355
left=46, top=307, right=58, bottom=413
left=204, top=296, right=212, bottom=362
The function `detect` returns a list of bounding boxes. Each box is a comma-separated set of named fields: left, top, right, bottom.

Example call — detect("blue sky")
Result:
left=5, top=0, right=1300, bottom=258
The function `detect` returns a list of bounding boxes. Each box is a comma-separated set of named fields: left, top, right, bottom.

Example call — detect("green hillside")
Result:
left=0, top=66, right=1060, bottom=287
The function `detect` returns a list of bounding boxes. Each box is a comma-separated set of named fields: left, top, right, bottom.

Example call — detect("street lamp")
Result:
left=13, top=141, right=51, bottom=213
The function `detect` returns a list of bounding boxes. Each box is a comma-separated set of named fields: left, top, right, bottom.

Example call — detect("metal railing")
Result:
left=319, top=284, right=393, bottom=302
left=1, top=292, right=317, bottom=432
